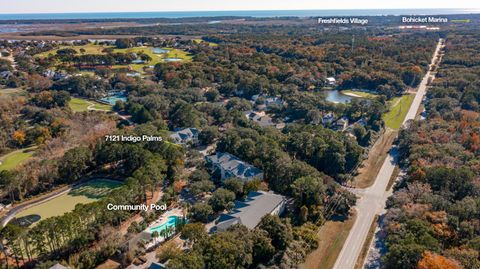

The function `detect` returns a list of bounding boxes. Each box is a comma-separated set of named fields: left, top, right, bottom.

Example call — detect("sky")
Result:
left=1, top=0, right=480, bottom=14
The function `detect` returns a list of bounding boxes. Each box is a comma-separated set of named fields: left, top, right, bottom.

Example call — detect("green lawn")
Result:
left=382, top=94, right=415, bottom=130
left=69, top=97, right=92, bottom=112
left=0, top=147, right=36, bottom=171
left=69, top=97, right=112, bottom=112
left=36, top=44, right=192, bottom=74
left=92, top=102, right=113, bottom=111
left=342, top=90, right=378, bottom=99
left=193, top=39, right=218, bottom=47
left=15, top=179, right=122, bottom=226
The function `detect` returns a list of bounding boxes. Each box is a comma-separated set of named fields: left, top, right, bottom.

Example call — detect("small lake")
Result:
left=325, top=90, right=355, bottom=104
left=152, top=48, right=169, bottom=54
left=164, top=58, right=182, bottom=62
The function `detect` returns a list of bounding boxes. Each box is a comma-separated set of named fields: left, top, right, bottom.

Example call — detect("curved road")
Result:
left=332, top=39, right=444, bottom=269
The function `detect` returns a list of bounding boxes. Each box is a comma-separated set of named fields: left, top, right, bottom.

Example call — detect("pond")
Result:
left=164, top=58, right=182, bottom=62
left=325, top=90, right=355, bottom=104
left=152, top=48, right=169, bottom=54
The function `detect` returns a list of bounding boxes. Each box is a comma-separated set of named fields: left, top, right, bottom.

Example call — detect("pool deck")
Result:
left=146, top=208, right=183, bottom=234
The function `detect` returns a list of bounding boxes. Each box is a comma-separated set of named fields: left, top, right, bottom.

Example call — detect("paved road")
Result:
left=332, top=39, right=444, bottom=269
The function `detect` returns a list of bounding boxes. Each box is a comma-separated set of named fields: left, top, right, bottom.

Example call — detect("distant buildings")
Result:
left=326, top=77, right=336, bottom=86
left=215, top=191, right=287, bottom=232
left=169, top=128, right=199, bottom=145
left=205, top=152, right=263, bottom=182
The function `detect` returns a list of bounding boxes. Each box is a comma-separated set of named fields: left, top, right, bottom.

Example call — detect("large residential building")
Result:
left=215, top=191, right=287, bottom=232
left=169, top=128, right=199, bottom=145
left=205, top=152, right=263, bottom=181
left=244, top=111, right=285, bottom=129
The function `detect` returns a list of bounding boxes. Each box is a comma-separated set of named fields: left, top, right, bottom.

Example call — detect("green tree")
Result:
left=209, top=188, right=236, bottom=212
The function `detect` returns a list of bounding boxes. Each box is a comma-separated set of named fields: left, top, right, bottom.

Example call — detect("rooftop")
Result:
left=216, top=191, right=286, bottom=230
left=206, top=152, right=262, bottom=180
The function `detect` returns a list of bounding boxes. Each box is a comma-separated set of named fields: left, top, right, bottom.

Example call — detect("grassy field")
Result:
left=15, top=179, right=122, bottom=225
left=0, top=147, right=36, bottom=171
left=69, top=97, right=113, bottom=112
left=36, top=43, right=106, bottom=58
left=342, top=90, right=378, bottom=99
left=302, top=212, right=357, bottom=269
left=92, top=102, right=113, bottom=111
left=36, top=44, right=192, bottom=73
left=193, top=39, right=218, bottom=47
left=69, top=97, right=92, bottom=112
left=351, top=129, right=398, bottom=188
left=382, top=94, right=415, bottom=130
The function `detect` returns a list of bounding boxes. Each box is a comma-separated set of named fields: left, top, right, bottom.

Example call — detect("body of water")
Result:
left=325, top=90, right=355, bottom=104
left=0, top=9, right=479, bottom=20
left=150, top=215, right=182, bottom=234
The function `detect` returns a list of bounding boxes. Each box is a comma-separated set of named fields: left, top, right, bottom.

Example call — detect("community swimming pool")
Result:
left=99, top=93, right=127, bottom=105
left=149, top=215, right=183, bottom=234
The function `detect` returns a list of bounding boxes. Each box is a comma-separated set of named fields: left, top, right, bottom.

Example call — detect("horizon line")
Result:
left=1, top=7, right=479, bottom=16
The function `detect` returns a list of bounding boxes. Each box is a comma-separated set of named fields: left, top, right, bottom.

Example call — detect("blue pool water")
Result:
left=150, top=216, right=181, bottom=234
left=99, top=93, right=127, bottom=105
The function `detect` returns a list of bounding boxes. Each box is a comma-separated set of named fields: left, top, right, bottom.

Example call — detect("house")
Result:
left=244, top=111, right=284, bottom=129
left=215, top=191, right=287, bottom=232
left=355, top=118, right=368, bottom=127
left=205, top=152, right=263, bottom=182
left=126, top=72, right=141, bottom=77
left=169, top=128, right=199, bottom=145
left=251, top=95, right=284, bottom=110
left=0, top=71, right=12, bottom=79
left=43, top=69, right=56, bottom=78
left=49, top=263, right=71, bottom=269
left=333, top=117, right=349, bottom=131
left=322, top=112, right=336, bottom=126
left=326, top=77, right=336, bottom=86
left=245, top=111, right=274, bottom=127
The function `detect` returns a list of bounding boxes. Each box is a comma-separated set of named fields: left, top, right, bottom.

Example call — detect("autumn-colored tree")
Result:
left=26, top=74, right=52, bottom=92
left=417, top=251, right=461, bottom=269
left=12, top=130, right=26, bottom=146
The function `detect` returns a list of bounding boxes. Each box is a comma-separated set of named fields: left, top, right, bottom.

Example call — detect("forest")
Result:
left=0, top=20, right=472, bottom=269
left=382, top=32, right=480, bottom=269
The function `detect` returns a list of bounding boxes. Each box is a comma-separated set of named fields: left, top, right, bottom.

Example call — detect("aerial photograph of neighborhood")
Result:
left=0, top=1, right=479, bottom=269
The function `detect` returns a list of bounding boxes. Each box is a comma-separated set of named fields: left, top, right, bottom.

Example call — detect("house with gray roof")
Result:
left=169, top=128, right=199, bottom=145
left=49, top=263, right=71, bottom=269
left=205, top=152, right=263, bottom=182
left=215, top=191, right=286, bottom=232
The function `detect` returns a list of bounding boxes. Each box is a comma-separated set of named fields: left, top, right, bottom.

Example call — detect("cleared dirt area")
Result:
left=351, top=129, right=398, bottom=188
left=302, top=212, right=357, bottom=269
